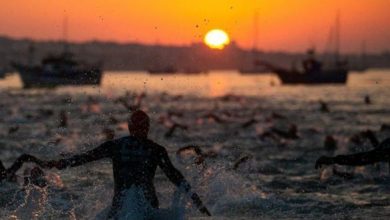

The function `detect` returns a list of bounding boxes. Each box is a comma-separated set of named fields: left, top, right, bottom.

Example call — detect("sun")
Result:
left=204, top=29, right=230, bottom=49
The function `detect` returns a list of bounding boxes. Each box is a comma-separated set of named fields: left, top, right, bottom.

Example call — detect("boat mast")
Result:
left=361, top=40, right=366, bottom=67
left=63, top=15, right=69, bottom=54
left=335, top=10, right=341, bottom=63
left=253, top=10, right=259, bottom=52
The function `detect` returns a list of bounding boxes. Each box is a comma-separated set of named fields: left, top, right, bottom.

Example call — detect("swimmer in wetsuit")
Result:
left=315, top=138, right=390, bottom=169
left=44, top=110, right=211, bottom=218
left=0, top=154, right=44, bottom=182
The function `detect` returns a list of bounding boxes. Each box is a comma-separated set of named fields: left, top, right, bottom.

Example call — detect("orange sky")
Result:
left=0, top=0, right=389, bottom=53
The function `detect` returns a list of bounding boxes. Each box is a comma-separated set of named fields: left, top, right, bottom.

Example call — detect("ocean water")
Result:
left=0, top=70, right=390, bottom=219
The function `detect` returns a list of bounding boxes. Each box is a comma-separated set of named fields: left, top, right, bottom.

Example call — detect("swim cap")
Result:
left=129, top=110, right=150, bottom=128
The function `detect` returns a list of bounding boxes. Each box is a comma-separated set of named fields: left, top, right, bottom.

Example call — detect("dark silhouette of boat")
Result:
left=262, top=12, right=348, bottom=84
left=12, top=52, right=103, bottom=88
left=259, top=50, right=348, bottom=85
left=273, top=67, right=348, bottom=84
left=12, top=17, right=103, bottom=88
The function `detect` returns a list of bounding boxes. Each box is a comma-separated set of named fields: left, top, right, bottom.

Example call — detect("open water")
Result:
left=0, top=70, right=389, bottom=219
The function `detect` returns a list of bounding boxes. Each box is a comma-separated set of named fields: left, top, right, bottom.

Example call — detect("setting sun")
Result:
left=204, top=29, right=230, bottom=50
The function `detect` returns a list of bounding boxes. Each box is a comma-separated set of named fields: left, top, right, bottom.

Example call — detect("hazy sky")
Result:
left=0, top=0, right=389, bottom=53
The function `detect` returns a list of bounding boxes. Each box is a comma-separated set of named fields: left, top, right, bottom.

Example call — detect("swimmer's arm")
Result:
left=316, top=148, right=390, bottom=168
left=333, top=148, right=390, bottom=165
left=158, top=147, right=211, bottom=216
left=6, top=154, right=45, bottom=175
left=49, top=141, right=114, bottom=169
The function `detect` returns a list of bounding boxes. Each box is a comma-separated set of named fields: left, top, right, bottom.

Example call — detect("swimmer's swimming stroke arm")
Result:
left=7, top=154, right=45, bottom=175
left=315, top=148, right=390, bottom=169
left=158, top=147, right=212, bottom=216
left=45, top=141, right=113, bottom=170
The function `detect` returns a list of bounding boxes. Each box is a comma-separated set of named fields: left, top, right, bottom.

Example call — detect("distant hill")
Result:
left=0, top=35, right=389, bottom=71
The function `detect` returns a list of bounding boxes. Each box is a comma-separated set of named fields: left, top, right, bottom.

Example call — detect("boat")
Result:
left=13, top=52, right=103, bottom=88
left=260, top=50, right=348, bottom=85
left=272, top=67, right=348, bottom=84
left=263, top=11, right=348, bottom=84
left=12, top=17, right=103, bottom=88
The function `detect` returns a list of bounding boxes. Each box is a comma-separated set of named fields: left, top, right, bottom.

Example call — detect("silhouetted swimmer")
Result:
left=42, top=110, right=211, bottom=218
left=319, top=100, right=329, bottom=113
left=176, top=145, right=205, bottom=165
left=364, top=95, right=371, bottom=105
left=315, top=138, right=390, bottom=169
left=324, top=135, right=338, bottom=151
left=271, top=124, right=299, bottom=139
left=58, top=110, right=67, bottom=128
left=102, top=128, right=115, bottom=141
left=38, top=108, right=54, bottom=118
left=241, top=118, right=258, bottom=128
left=164, top=122, right=188, bottom=139
left=116, top=92, right=145, bottom=112
left=233, top=155, right=253, bottom=170
left=219, top=94, right=242, bottom=102
left=349, top=129, right=379, bottom=147
left=84, top=96, right=101, bottom=113
left=202, top=112, right=225, bottom=124
left=270, top=112, right=287, bottom=120
left=264, top=112, right=287, bottom=123
left=175, top=145, right=217, bottom=166
left=8, top=125, right=19, bottom=134
left=361, top=130, right=380, bottom=147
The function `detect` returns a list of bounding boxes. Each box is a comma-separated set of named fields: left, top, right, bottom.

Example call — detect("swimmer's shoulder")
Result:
left=145, top=139, right=167, bottom=153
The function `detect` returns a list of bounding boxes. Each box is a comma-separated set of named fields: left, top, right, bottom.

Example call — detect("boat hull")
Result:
left=275, top=69, right=348, bottom=84
left=15, top=66, right=103, bottom=88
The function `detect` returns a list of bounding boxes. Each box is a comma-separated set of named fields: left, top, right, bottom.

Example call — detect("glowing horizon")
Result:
left=0, top=0, right=389, bottom=53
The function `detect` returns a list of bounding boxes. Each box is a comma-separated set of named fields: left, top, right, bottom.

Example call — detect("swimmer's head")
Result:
left=30, top=167, right=45, bottom=179
left=25, top=167, right=47, bottom=188
left=128, top=110, right=150, bottom=138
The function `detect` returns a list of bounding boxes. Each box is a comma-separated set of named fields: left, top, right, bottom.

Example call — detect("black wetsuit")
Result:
left=53, top=135, right=204, bottom=217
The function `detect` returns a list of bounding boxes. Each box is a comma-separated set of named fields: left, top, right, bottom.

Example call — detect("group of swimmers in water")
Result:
left=1, top=109, right=389, bottom=219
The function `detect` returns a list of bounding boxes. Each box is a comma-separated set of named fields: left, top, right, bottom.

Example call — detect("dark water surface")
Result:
left=0, top=70, right=389, bottom=219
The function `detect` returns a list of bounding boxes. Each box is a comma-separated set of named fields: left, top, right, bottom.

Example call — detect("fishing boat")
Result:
left=13, top=52, right=103, bottom=88
left=273, top=67, right=348, bottom=84
left=12, top=16, right=103, bottom=88
left=264, top=12, right=349, bottom=84
left=260, top=49, right=348, bottom=85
